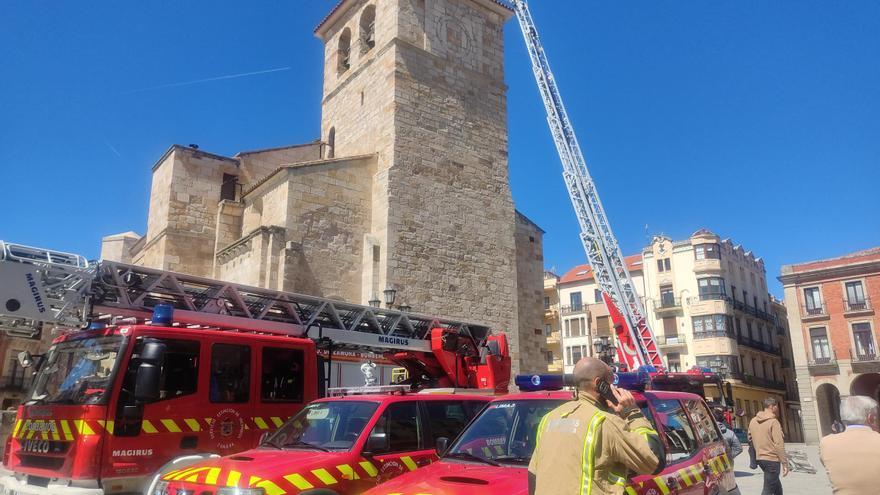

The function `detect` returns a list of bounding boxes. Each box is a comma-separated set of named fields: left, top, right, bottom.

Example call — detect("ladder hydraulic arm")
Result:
left=0, top=240, right=510, bottom=391
left=512, top=0, right=663, bottom=370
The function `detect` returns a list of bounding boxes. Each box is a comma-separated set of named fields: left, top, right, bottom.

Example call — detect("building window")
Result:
left=852, top=322, right=876, bottom=360
left=546, top=351, right=554, bottom=363
left=747, top=320, right=754, bottom=340
left=698, top=277, right=726, bottom=300
left=594, top=289, right=602, bottom=304
left=731, top=285, right=736, bottom=302
left=533, top=328, right=542, bottom=335
left=735, top=317, right=742, bottom=337
left=657, top=258, right=671, bottom=272
left=359, top=4, right=376, bottom=52
left=544, top=324, right=552, bottom=335
left=566, top=345, right=586, bottom=365
left=809, top=327, right=831, bottom=362
left=659, top=285, right=675, bottom=307
left=693, top=314, right=731, bottom=338
left=337, top=28, right=352, bottom=73
left=596, top=316, right=611, bottom=336
left=570, top=292, right=582, bottom=311
left=845, top=281, right=867, bottom=310
left=695, top=243, right=721, bottom=260
left=803, top=287, right=823, bottom=315
left=220, top=173, right=239, bottom=201
left=666, top=352, right=681, bottom=372
left=543, top=296, right=550, bottom=310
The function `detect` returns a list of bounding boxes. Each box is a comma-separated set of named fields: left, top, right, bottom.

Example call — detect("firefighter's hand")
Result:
left=610, top=386, right=637, bottom=416
left=782, top=463, right=790, bottom=477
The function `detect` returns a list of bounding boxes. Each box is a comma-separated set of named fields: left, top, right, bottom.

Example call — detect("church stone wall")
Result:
left=515, top=212, right=546, bottom=374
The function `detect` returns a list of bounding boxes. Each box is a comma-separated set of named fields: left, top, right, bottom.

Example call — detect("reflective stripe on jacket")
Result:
left=528, top=393, right=662, bottom=495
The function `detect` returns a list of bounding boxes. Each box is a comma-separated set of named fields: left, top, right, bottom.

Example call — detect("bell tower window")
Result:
left=360, top=5, right=376, bottom=53
left=327, top=127, right=336, bottom=159
left=337, top=28, right=351, bottom=74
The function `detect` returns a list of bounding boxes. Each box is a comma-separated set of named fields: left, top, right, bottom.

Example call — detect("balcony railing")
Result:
left=694, top=330, right=734, bottom=340
left=803, top=304, right=827, bottom=318
left=736, top=334, right=780, bottom=354
left=656, top=334, right=686, bottom=346
left=844, top=297, right=872, bottom=313
left=699, top=292, right=728, bottom=301
left=743, top=374, right=787, bottom=391
left=853, top=352, right=879, bottom=362
left=560, top=304, right=587, bottom=316
left=852, top=350, right=880, bottom=373
left=654, top=297, right=682, bottom=310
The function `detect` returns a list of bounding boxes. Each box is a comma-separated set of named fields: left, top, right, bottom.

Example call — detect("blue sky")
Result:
left=1, top=1, right=878, bottom=296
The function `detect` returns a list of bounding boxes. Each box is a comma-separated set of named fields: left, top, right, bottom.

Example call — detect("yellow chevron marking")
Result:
left=172, top=467, right=207, bottom=481
left=12, top=420, right=22, bottom=438
left=253, top=417, right=269, bottom=430
left=654, top=475, right=671, bottom=495
left=50, top=421, right=60, bottom=441
left=184, top=418, right=201, bottom=432
left=205, top=467, right=221, bottom=485
left=679, top=468, right=693, bottom=486
left=255, top=479, right=286, bottom=495
left=311, top=468, right=338, bottom=485
left=284, top=473, right=315, bottom=490
left=161, top=419, right=182, bottom=433
left=205, top=417, right=213, bottom=424
left=96, top=420, right=114, bottom=435
left=689, top=464, right=703, bottom=482
left=249, top=476, right=262, bottom=486
left=401, top=456, right=418, bottom=471
left=142, top=420, right=158, bottom=434
left=359, top=461, right=378, bottom=477
left=184, top=468, right=211, bottom=483
left=625, top=488, right=638, bottom=495
left=722, top=454, right=731, bottom=470
left=74, top=420, right=95, bottom=436
left=16, top=420, right=27, bottom=438
left=337, top=464, right=360, bottom=480
left=162, top=469, right=182, bottom=480
left=270, top=416, right=283, bottom=427
left=60, top=420, right=73, bottom=441
left=227, top=470, right=242, bottom=487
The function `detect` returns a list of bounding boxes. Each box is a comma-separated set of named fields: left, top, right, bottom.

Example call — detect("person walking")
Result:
left=528, top=357, right=665, bottom=495
left=748, top=397, right=788, bottom=495
left=714, top=410, right=742, bottom=459
left=820, top=396, right=880, bottom=495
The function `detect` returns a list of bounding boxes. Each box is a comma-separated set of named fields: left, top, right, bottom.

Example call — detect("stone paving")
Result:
left=731, top=443, right=833, bottom=495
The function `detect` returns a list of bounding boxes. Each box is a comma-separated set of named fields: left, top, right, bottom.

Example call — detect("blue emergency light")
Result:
left=151, top=303, right=174, bottom=326
left=515, top=370, right=653, bottom=392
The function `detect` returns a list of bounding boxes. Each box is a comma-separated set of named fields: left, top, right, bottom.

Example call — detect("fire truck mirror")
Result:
left=17, top=350, right=34, bottom=369
left=435, top=436, right=449, bottom=456
left=135, top=363, right=162, bottom=402
left=363, top=432, right=388, bottom=456
left=140, top=340, right=166, bottom=364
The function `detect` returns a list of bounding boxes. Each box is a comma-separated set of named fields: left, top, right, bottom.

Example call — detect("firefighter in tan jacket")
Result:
left=528, top=357, right=665, bottom=495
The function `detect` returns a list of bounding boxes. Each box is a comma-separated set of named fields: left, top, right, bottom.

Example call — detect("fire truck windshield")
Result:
left=261, top=400, right=379, bottom=451
left=28, top=335, right=125, bottom=405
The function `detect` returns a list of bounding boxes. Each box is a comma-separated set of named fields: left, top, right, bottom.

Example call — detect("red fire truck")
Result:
left=154, top=387, right=491, bottom=495
left=0, top=241, right=511, bottom=495
left=365, top=372, right=739, bottom=495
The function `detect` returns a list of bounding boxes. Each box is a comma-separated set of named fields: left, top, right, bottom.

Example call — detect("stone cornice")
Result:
left=778, top=259, right=880, bottom=286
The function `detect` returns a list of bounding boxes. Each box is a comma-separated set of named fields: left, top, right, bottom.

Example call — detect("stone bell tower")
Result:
left=315, top=0, right=532, bottom=371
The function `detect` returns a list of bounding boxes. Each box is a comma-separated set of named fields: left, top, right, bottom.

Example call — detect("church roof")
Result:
left=315, top=0, right=513, bottom=36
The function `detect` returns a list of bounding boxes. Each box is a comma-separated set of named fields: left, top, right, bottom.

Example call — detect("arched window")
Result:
left=327, top=127, right=336, bottom=158
left=338, top=28, right=351, bottom=74
left=360, top=5, right=376, bottom=53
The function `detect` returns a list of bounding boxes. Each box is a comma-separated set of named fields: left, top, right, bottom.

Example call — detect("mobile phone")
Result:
left=597, top=379, right=619, bottom=406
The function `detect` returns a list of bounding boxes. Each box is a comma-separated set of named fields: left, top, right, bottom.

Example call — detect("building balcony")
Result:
left=844, top=297, right=873, bottom=316
left=851, top=351, right=880, bottom=374
left=693, top=258, right=723, bottom=274
left=699, top=292, right=728, bottom=302
left=546, top=331, right=561, bottom=344
left=547, top=358, right=564, bottom=373
left=653, top=297, right=682, bottom=314
left=808, top=352, right=839, bottom=376
left=560, top=304, right=588, bottom=316
left=742, top=374, right=787, bottom=391
left=735, top=334, right=780, bottom=354
left=802, top=304, right=828, bottom=321
left=656, top=334, right=687, bottom=347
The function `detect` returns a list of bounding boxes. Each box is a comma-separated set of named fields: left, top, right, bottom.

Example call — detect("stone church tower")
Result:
left=102, top=0, right=546, bottom=374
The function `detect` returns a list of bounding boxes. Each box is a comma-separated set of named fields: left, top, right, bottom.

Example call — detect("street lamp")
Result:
left=368, top=296, right=381, bottom=308
left=383, top=286, right=397, bottom=309
left=398, top=304, right=411, bottom=313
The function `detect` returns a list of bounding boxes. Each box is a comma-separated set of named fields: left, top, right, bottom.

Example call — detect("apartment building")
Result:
left=779, top=247, right=880, bottom=444
left=642, top=230, right=799, bottom=437
left=543, top=271, right=563, bottom=372
left=556, top=255, right=644, bottom=374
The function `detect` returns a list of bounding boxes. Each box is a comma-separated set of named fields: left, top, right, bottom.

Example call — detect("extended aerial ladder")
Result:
left=512, top=0, right=663, bottom=370
left=0, top=240, right=510, bottom=391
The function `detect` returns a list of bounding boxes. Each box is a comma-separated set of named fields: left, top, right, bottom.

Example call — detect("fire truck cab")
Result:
left=1, top=323, right=319, bottom=495
left=365, top=373, right=738, bottom=495
left=153, top=389, right=491, bottom=495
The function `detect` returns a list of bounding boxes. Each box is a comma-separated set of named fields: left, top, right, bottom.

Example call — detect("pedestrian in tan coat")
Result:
left=748, top=397, right=788, bottom=495
left=820, top=395, right=880, bottom=495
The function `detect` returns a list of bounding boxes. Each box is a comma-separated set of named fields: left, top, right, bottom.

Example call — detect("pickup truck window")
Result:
left=369, top=401, right=422, bottom=454
left=424, top=400, right=478, bottom=444
left=650, top=398, right=699, bottom=462
left=266, top=400, right=378, bottom=451
left=685, top=399, right=720, bottom=444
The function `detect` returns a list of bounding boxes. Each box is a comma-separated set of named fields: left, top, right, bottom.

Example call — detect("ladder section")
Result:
left=0, top=241, right=492, bottom=354
left=512, top=0, right=663, bottom=369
